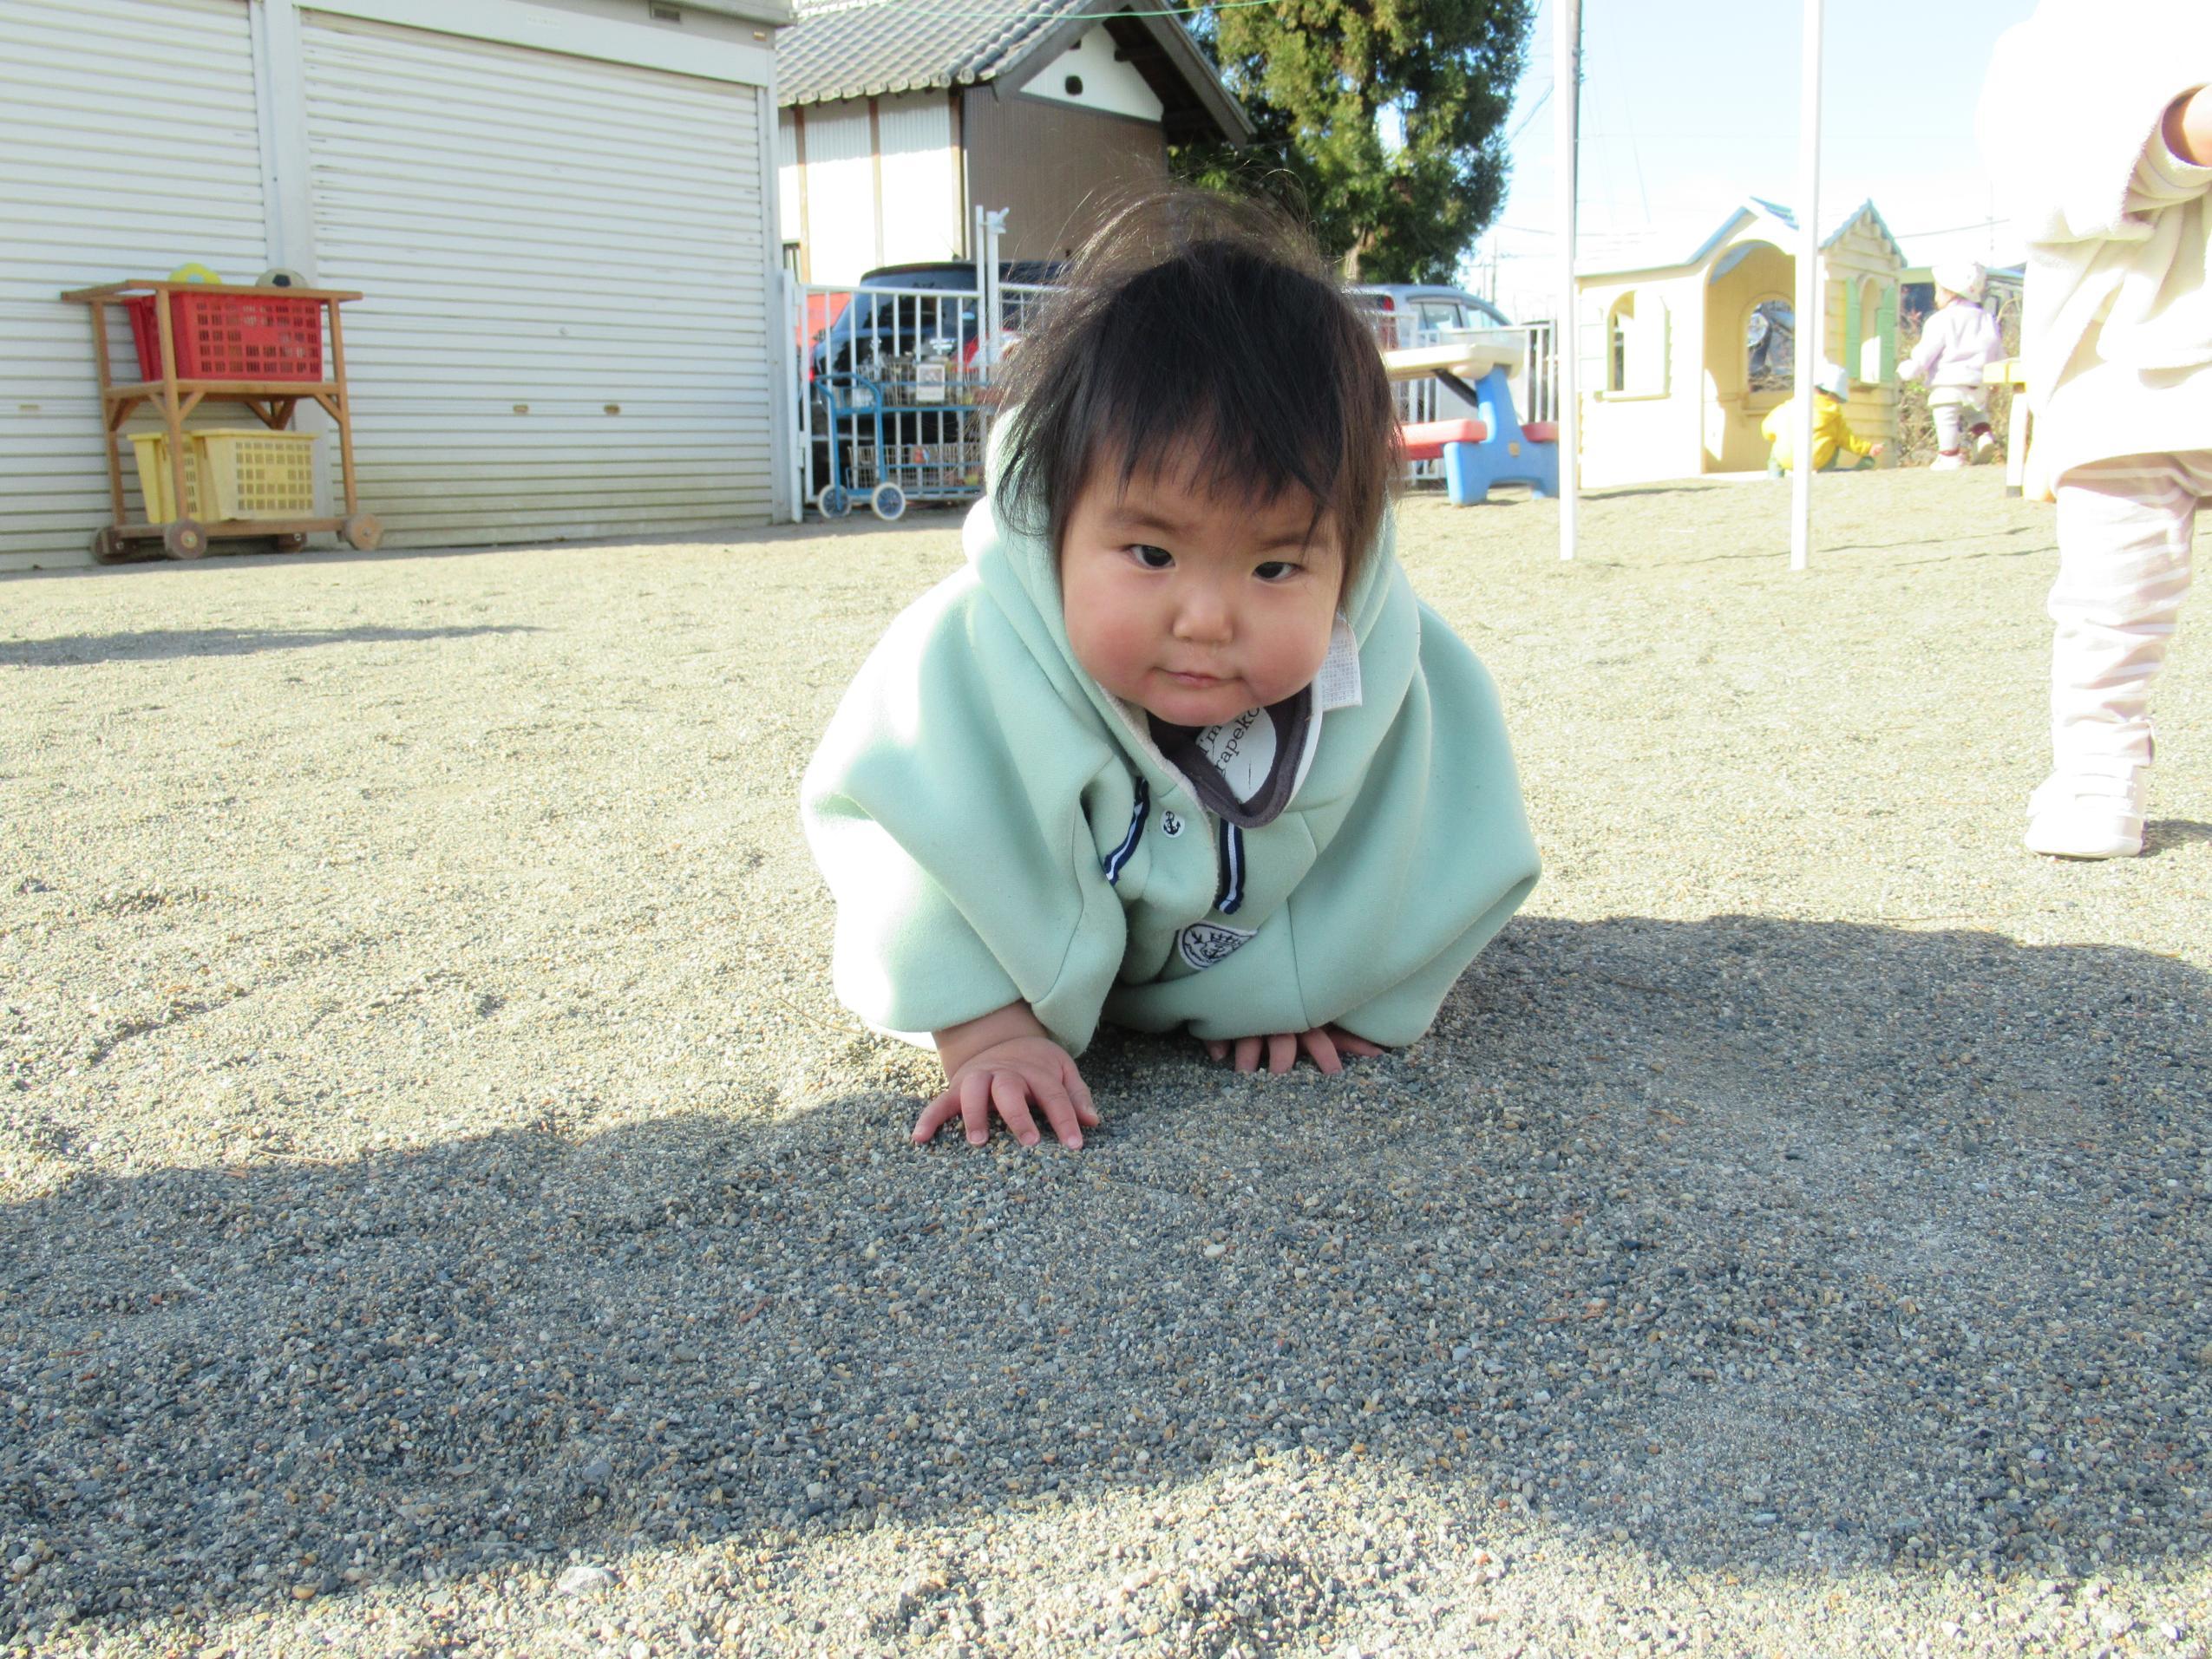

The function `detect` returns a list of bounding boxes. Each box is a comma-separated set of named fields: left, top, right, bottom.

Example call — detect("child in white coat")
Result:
left=1897, top=260, right=2005, bottom=469
left=1978, top=2, right=2210, bottom=859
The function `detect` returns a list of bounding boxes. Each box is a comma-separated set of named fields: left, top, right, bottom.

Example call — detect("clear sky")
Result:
left=1475, top=0, right=2041, bottom=317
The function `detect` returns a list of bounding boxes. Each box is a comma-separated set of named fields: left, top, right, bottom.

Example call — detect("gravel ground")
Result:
left=2, top=468, right=2208, bottom=1658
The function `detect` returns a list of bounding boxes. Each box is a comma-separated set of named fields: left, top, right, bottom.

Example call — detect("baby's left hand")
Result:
left=1203, top=1026, right=1387, bottom=1075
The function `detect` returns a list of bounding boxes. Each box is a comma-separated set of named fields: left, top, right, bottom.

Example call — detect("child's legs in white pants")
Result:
left=1929, top=387, right=1988, bottom=454
left=2047, top=453, right=2207, bottom=776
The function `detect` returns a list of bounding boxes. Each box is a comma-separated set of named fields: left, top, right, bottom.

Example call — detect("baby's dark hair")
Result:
left=991, top=188, right=1402, bottom=591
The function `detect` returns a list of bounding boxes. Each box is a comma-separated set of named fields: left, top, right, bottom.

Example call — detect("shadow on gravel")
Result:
left=1582, top=483, right=1735, bottom=502
left=0, top=625, right=540, bottom=667
left=3, top=914, right=2208, bottom=1641
left=2147, top=820, right=2212, bottom=856
left=1825, top=524, right=2042, bottom=556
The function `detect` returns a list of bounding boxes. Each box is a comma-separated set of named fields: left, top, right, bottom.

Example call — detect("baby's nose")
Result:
left=1173, top=591, right=1234, bottom=640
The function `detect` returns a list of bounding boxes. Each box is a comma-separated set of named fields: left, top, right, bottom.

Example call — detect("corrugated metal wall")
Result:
left=876, top=95, right=962, bottom=269
left=0, top=0, right=269, bottom=565
left=299, top=14, right=775, bottom=547
left=791, top=101, right=876, bottom=286
left=782, top=94, right=965, bottom=286
left=778, top=110, right=803, bottom=259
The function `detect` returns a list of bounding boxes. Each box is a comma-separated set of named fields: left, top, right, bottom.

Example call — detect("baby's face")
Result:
left=1060, top=456, right=1343, bottom=728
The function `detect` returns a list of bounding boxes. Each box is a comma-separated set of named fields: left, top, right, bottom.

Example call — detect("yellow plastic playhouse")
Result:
left=1569, top=198, right=1908, bottom=488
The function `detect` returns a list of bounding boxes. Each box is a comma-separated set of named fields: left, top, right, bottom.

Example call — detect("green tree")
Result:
left=1172, top=0, right=1532, bottom=284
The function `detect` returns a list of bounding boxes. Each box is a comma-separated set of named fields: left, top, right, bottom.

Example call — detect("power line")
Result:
left=1504, top=86, right=1557, bottom=145
left=1891, top=216, right=2008, bottom=238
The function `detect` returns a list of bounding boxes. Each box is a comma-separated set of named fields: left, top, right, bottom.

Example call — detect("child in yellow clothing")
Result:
left=1763, top=365, right=1886, bottom=474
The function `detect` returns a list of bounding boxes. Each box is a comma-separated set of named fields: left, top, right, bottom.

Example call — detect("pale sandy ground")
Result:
left=3, top=469, right=2209, bottom=1657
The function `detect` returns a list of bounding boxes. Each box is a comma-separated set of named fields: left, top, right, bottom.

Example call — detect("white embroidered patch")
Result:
left=1178, top=921, right=1256, bottom=971
left=1194, top=708, right=1275, bottom=802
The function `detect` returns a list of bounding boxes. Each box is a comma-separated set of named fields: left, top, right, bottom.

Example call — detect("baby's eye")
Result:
left=1129, top=544, right=1174, bottom=570
left=1253, top=559, right=1301, bottom=582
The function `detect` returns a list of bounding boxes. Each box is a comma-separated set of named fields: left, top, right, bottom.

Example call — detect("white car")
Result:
left=1348, top=284, right=1512, bottom=352
left=1350, top=284, right=1518, bottom=440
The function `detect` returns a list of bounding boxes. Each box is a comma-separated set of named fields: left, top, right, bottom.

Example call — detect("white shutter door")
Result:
left=0, top=0, right=265, bottom=566
left=796, top=105, right=879, bottom=288
left=877, top=95, right=959, bottom=266
left=301, top=14, right=774, bottom=547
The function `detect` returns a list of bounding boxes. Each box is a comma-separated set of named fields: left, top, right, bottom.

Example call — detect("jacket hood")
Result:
left=960, top=416, right=1410, bottom=806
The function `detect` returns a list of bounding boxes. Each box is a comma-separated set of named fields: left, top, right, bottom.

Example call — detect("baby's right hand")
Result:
left=914, top=1035, right=1099, bottom=1150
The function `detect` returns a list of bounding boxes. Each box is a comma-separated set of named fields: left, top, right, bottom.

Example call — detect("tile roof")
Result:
left=777, top=0, right=1095, bottom=106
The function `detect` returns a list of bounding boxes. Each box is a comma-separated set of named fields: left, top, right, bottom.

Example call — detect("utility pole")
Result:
left=1554, top=0, right=1581, bottom=562
left=1790, top=0, right=1824, bottom=572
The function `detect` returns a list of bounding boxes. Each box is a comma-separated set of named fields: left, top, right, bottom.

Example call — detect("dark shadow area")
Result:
left=1826, top=524, right=2042, bottom=556
left=2147, top=820, right=2212, bottom=857
left=1581, top=482, right=1740, bottom=502
left=0, top=625, right=540, bottom=667
left=3, top=914, right=2209, bottom=1643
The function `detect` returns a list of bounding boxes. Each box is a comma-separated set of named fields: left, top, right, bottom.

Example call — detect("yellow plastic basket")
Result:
left=194, top=429, right=318, bottom=520
left=127, top=429, right=318, bottom=524
left=128, top=432, right=207, bottom=522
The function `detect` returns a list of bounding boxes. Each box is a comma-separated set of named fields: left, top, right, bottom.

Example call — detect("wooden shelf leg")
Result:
left=328, top=299, right=360, bottom=515
left=89, top=297, right=127, bottom=527
left=156, top=297, right=188, bottom=521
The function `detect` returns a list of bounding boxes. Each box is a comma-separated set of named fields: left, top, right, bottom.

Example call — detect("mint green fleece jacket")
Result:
left=800, top=474, right=1540, bottom=1058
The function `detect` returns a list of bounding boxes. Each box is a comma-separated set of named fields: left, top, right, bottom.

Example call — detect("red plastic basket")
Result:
left=126, top=291, right=324, bottom=382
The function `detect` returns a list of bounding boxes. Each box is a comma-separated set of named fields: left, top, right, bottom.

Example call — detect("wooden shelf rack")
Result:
left=61, top=279, right=383, bottom=562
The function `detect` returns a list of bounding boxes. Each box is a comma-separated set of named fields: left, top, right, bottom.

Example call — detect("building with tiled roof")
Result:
left=776, top=0, right=1251, bottom=282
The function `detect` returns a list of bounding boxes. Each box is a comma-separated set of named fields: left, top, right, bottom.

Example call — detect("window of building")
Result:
left=1604, top=291, right=1668, bottom=395
left=1746, top=297, right=1792, bottom=394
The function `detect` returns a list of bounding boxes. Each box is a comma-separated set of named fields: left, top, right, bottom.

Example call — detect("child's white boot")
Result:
left=1931, top=451, right=1967, bottom=472
left=2024, top=764, right=2149, bottom=859
left=1973, top=429, right=1998, bottom=460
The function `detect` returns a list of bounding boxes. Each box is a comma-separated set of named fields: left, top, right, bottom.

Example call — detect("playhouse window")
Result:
left=1746, top=298, right=1792, bottom=394
left=1605, top=291, right=1668, bottom=395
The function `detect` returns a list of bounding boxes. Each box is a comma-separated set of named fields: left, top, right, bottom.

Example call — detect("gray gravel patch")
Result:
left=2, top=474, right=2209, bottom=1656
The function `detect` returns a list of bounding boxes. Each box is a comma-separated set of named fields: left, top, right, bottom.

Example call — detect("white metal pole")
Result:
left=1790, top=0, right=1824, bottom=572
left=1554, top=0, right=1581, bottom=562
left=972, top=204, right=989, bottom=318
left=784, top=268, right=806, bottom=523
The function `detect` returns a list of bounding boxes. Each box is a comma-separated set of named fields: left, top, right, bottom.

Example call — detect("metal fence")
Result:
left=792, top=279, right=996, bottom=518
left=788, top=263, right=1556, bottom=515
left=1372, top=318, right=1557, bottom=426
left=1518, top=321, right=1559, bottom=426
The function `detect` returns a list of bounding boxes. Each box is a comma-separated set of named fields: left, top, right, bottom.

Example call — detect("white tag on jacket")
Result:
left=1194, top=708, right=1275, bottom=802
left=1178, top=921, right=1255, bottom=971
left=1314, top=616, right=1362, bottom=711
